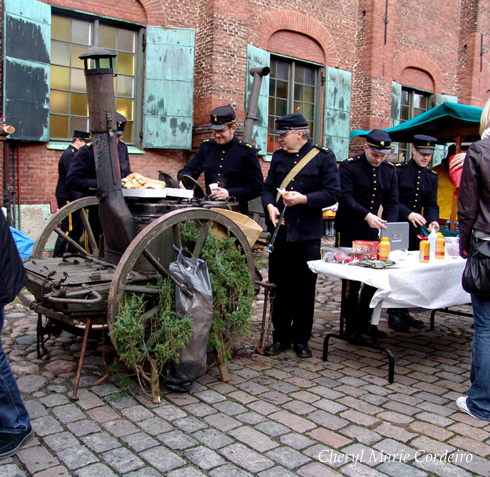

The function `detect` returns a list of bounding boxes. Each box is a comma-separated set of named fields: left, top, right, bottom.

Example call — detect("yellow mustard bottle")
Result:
left=378, top=237, right=390, bottom=260
left=419, top=237, right=430, bottom=263
left=435, top=232, right=445, bottom=259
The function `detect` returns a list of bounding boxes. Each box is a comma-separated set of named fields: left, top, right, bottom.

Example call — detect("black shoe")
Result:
left=343, top=329, right=367, bottom=343
left=264, top=342, right=290, bottom=356
left=361, top=324, right=387, bottom=339
left=388, top=314, right=410, bottom=332
left=0, top=426, right=34, bottom=459
left=402, top=312, right=424, bottom=329
left=293, top=344, right=312, bottom=358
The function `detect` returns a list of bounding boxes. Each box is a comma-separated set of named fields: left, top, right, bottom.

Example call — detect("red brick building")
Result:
left=1, top=0, right=489, bottom=236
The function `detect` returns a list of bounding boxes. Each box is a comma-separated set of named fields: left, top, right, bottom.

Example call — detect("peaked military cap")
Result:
left=73, top=130, right=90, bottom=141
left=366, top=129, right=392, bottom=154
left=116, top=113, right=127, bottom=135
left=210, top=105, right=236, bottom=130
left=413, top=134, right=438, bottom=154
left=273, top=113, right=309, bottom=134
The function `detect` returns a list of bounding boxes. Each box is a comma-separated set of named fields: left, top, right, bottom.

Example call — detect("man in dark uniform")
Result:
left=66, top=113, right=131, bottom=244
left=388, top=134, right=439, bottom=332
left=335, top=129, right=399, bottom=342
left=261, top=113, right=340, bottom=358
left=178, top=105, right=263, bottom=214
left=53, top=130, right=90, bottom=257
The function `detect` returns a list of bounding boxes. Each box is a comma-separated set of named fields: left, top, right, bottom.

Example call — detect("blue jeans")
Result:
left=467, top=295, right=490, bottom=420
left=0, top=308, right=31, bottom=433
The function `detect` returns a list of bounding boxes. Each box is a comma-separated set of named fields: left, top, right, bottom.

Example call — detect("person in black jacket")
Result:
left=261, top=113, right=340, bottom=358
left=388, top=134, right=440, bottom=332
left=178, top=105, right=263, bottom=214
left=335, top=129, right=399, bottom=342
left=0, top=212, right=33, bottom=458
left=53, top=130, right=90, bottom=257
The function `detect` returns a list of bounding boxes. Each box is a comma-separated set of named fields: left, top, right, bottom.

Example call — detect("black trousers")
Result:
left=268, top=238, right=320, bottom=345
left=53, top=198, right=84, bottom=257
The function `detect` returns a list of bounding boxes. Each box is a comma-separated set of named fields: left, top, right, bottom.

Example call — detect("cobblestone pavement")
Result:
left=1, top=267, right=489, bottom=476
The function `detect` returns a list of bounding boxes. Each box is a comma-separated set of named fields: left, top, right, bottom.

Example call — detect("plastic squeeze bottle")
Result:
left=378, top=237, right=390, bottom=260
left=435, top=232, right=445, bottom=259
left=428, top=228, right=438, bottom=261
left=419, top=237, right=430, bottom=263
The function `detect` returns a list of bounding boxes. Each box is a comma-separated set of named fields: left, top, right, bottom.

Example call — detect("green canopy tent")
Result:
left=350, top=102, right=483, bottom=146
left=349, top=102, right=484, bottom=231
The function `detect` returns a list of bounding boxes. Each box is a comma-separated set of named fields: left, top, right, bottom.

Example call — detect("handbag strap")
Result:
left=276, top=147, right=320, bottom=202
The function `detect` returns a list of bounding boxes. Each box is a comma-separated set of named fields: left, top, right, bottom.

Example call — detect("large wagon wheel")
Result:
left=106, top=207, right=255, bottom=383
left=32, top=196, right=100, bottom=258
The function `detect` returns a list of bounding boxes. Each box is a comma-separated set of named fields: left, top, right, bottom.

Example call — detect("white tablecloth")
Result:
left=308, top=250, right=471, bottom=324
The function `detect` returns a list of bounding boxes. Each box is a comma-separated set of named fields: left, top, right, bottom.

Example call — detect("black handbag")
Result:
left=462, top=234, right=490, bottom=295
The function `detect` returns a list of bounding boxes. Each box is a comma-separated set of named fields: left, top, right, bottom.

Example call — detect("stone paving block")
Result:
left=173, top=415, right=209, bottom=433
left=296, top=461, right=342, bottom=476
left=235, top=411, right=266, bottom=425
left=371, top=422, right=416, bottom=444
left=219, top=443, right=275, bottom=473
left=39, top=394, right=71, bottom=408
left=208, top=463, right=253, bottom=476
left=378, top=460, right=428, bottom=477
left=371, top=438, right=418, bottom=463
left=257, top=465, right=298, bottom=476
left=383, top=401, right=421, bottom=416
left=86, top=405, right=120, bottom=423
left=448, top=421, right=490, bottom=441
left=44, top=431, right=80, bottom=452
left=407, top=420, right=453, bottom=441
left=121, top=405, right=155, bottom=422
left=413, top=411, right=453, bottom=427
left=17, top=445, right=59, bottom=474
left=166, top=393, right=200, bottom=407
left=339, top=409, right=381, bottom=427
left=451, top=452, right=490, bottom=477
left=254, top=419, right=296, bottom=437
left=82, top=431, right=122, bottom=453
left=184, top=445, right=227, bottom=470
left=307, top=427, right=352, bottom=448
left=235, top=381, right=269, bottom=396
left=307, top=410, right=348, bottom=431
left=140, top=446, right=186, bottom=473
left=137, top=416, right=173, bottom=435
left=90, top=383, right=120, bottom=398
left=107, top=395, right=138, bottom=410
left=209, top=382, right=238, bottom=395
left=447, top=434, right=490, bottom=456
left=338, top=424, right=382, bottom=446
left=126, top=467, right=168, bottom=476
left=35, top=464, right=71, bottom=476
left=265, top=446, right=311, bottom=469
left=279, top=432, right=316, bottom=450
left=101, top=446, right=145, bottom=473
left=192, top=389, right=227, bottom=404
left=52, top=403, right=87, bottom=424
left=67, top=419, right=102, bottom=437
left=312, top=399, right=348, bottom=415
left=410, top=436, right=456, bottom=456
left=192, top=428, right=233, bottom=449
left=376, top=411, right=414, bottom=425
left=413, top=456, right=473, bottom=477
left=167, top=466, right=207, bottom=477
left=102, top=418, right=140, bottom=437
left=229, top=426, right=278, bottom=452
left=204, top=412, right=241, bottom=432
left=74, top=389, right=105, bottom=410
left=282, top=399, right=316, bottom=415
left=213, top=400, right=249, bottom=416
left=183, top=402, right=217, bottom=418
left=153, top=404, right=188, bottom=421
left=247, top=400, right=280, bottom=416
left=57, top=444, right=99, bottom=470
left=268, top=380, right=300, bottom=394
left=227, top=390, right=257, bottom=405
left=307, top=385, right=343, bottom=400
left=24, top=400, right=48, bottom=419
left=412, top=391, right=450, bottom=405
left=74, top=463, right=118, bottom=476
left=31, top=415, right=64, bottom=436
left=157, top=429, right=199, bottom=450
left=120, top=432, right=159, bottom=452
left=289, top=390, right=321, bottom=403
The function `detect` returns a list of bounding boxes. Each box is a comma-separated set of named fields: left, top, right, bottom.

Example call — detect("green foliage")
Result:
left=181, top=220, right=254, bottom=362
left=111, top=276, right=193, bottom=402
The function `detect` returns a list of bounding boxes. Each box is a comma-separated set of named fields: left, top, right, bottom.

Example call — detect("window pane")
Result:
left=303, top=103, right=314, bottom=121
left=51, top=41, right=70, bottom=66
left=276, top=80, right=288, bottom=99
left=117, top=52, right=135, bottom=76
left=268, top=97, right=276, bottom=115
left=71, top=93, right=88, bottom=116
left=117, top=76, right=134, bottom=97
left=295, top=65, right=304, bottom=84
left=276, top=99, right=287, bottom=116
left=70, top=117, right=89, bottom=135
left=71, top=20, right=91, bottom=45
left=269, top=78, right=276, bottom=96
left=52, top=17, right=70, bottom=41
left=50, top=115, right=69, bottom=138
left=304, top=68, right=315, bottom=86
left=294, top=84, right=303, bottom=101
left=70, top=69, right=86, bottom=92
left=121, top=122, right=133, bottom=143
left=71, top=45, right=87, bottom=68
left=304, top=85, right=315, bottom=103
left=116, top=99, right=134, bottom=121
left=294, top=102, right=303, bottom=114
left=100, top=25, right=117, bottom=49
left=50, top=90, right=69, bottom=114
left=276, top=61, right=288, bottom=81
left=51, top=66, right=70, bottom=90
left=118, top=29, right=135, bottom=53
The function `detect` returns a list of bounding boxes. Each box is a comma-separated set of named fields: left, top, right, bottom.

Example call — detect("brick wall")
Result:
left=2, top=0, right=490, bottom=209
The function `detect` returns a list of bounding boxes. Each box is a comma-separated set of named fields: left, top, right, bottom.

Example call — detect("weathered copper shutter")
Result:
left=245, top=45, right=270, bottom=155
left=143, top=26, right=195, bottom=149
left=323, top=67, right=351, bottom=161
left=3, top=0, right=51, bottom=141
